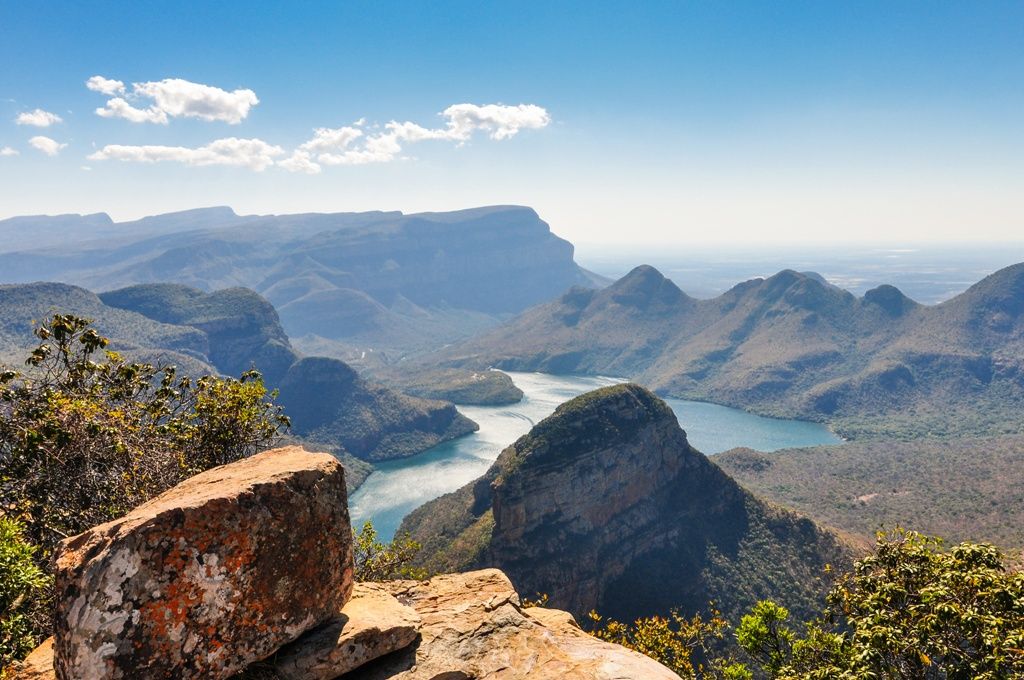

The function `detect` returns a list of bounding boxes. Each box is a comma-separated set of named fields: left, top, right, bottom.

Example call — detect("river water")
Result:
left=349, top=372, right=841, bottom=539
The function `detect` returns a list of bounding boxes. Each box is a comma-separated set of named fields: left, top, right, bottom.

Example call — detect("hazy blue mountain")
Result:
left=437, top=263, right=1024, bottom=439
left=0, top=206, right=606, bottom=364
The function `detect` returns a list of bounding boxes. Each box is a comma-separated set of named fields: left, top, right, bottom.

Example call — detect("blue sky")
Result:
left=0, top=1, right=1021, bottom=244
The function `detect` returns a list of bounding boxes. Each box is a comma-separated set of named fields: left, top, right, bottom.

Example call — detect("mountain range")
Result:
left=437, top=263, right=1024, bottom=439
left=0, top=206, right=605, bottom=366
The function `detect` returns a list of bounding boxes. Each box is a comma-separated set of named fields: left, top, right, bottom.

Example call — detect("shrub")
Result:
left=588, top=607, right=751, bottom=679
left=0, top=314, right=289, bottom=557
left=736, top=530, right=1024, bottom=678
left=353, top=521, right=426, bottom=582
left=0, top=517, right=50, bottom=669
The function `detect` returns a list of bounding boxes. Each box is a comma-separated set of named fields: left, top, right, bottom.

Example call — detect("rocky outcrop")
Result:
left=401, top=384, right=852, bottom=622
left=13, top=447, right=676, bottom=680
left=343, top=569, right=679, bottom=680
left=52, top=446, right=354, bottom=679
left=278, top=357, right=478, bottom=462
left=272, top=583, right=420, bottom=680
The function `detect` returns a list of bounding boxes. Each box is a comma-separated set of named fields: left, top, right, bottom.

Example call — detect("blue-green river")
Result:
left=350, top=372, right=841, bottom=539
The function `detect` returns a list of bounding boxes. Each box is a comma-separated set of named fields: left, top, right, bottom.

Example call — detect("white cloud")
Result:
left=0, top=146, right=18, bottom=157
left=91, top=77, right=258, bottom=124
left=96, top=97, right=168, bottom=124
left=278, top=150, right=321, bottom=175
left=29, top=136, right=67, bottom=156
left=86, top=76, right=125, bottom=95
left=280, top=103, right=550, bottom=173
left=16, top=109, right=63, bottom=127
left=89, top=137, right=284, bottom=171
left=440, top=103, right=551, bottom=141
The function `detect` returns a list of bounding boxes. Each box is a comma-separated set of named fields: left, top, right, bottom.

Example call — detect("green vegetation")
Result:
left=278, top=356, right=478, bottom=463
left=589, top=531, right=1024, bottom=679
left=0, top=518, right=50, bottom=669
left=589, top=608, right=751, bottom=679
left=716, top=436, right=1024, bottom=550
left=0, top=315, right=289, bottom=661
left=377, top=367, right=524, bottom=406
left=735, top=530, right=1024, bottom=678
left=352, top=521, right=426, bottom=582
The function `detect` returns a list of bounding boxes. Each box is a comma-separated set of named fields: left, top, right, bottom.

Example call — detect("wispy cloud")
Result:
left=87, top=102, right=549, bottom=173
left=16, top=109, right=63, bottom=127
left=0, top=146, right=19, bottom=157
left=91, top=76, right=259, bottom=124
left=280, top=103, right=551, bottom=174
left=28, top=136, right=67, bottom=156
left=89, top=137, right=283, bottom=170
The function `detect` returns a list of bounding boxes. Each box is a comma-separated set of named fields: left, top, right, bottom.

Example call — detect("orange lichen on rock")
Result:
left=51, top=446, right=354, bottom=680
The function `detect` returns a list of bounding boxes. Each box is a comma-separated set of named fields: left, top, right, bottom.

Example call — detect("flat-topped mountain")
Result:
left=0, top=282, right=476, bottom=471
left=440, top=263, right=1024, bottom=438
left=400, top=384, right=851, bottom=622
left=0, top=206, right=605, bottom=363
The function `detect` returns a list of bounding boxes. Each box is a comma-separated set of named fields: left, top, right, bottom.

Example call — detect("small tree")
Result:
left=353, top=521, right=426, bottom=582
left=0, top=314, right=290, bottom=557
left=736, top=530, right=1024, bottom=679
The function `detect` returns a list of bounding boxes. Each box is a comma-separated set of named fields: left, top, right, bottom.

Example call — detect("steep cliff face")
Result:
left=100, top=284, right=298, bottom=385
left=278, top=357, right=478, bottom=462
left=401, top=384, right=851, bottom=622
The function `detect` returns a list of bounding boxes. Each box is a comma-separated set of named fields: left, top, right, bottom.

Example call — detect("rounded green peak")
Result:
left=496, top=383, right=683, bottom=478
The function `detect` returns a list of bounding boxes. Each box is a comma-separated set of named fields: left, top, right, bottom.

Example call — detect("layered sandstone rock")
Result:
left=273, top=583, right=421, bottom=680
left=344, top=569, right=679, bottom=680
left=52, top=446, right=354, bottom=680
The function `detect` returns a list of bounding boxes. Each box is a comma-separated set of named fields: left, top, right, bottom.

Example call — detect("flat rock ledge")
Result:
left=342, top=569, right=679, bottom=680
left=271, top=583, right=422, bottom=680
left=52, top=446, right=355, bottom=680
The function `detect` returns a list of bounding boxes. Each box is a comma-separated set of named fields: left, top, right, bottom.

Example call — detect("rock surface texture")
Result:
left=51, top=446, right=354, bottom=680
left=272, top=583, right=421, bottom=680
left=342, top=569, right=679, bottom=680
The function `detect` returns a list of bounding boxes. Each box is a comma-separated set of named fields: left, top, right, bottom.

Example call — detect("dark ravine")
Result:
left=438, top=262, right=1024, bottom=439
left=400, top=383, right=852, bottom=623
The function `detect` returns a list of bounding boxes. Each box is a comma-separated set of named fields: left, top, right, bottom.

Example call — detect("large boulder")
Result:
left=345, top=569, right=680, bottom=679
left=52, top=446, right=354, bottom=680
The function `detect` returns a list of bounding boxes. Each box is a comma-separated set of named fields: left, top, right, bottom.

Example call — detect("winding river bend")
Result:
left=350, top=372, right=841, bottom=539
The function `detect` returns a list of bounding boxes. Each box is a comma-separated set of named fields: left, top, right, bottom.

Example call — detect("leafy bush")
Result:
left=0, top=314, right=289, bottom=557
left=736, top=530, right=1024, bottom=678
left=588, top=608, right=751, bottom=679
left=0, top=315, right=289, bottom=662
left=0, top=517, right=50, bottom=669
left=353, top=521, right=426, bottom=582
